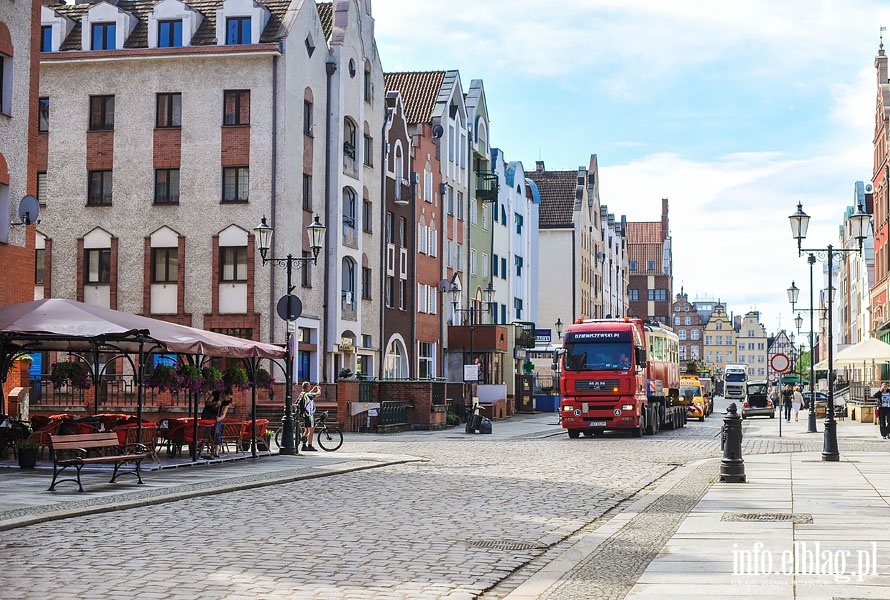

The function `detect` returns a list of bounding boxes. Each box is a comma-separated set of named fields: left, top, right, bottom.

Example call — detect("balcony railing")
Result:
left=475, top=170, right=498, bottom=202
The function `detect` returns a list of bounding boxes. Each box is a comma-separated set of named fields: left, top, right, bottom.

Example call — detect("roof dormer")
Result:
left=80, top=2, right=137, bottom=51
left=40, top=6, right=75, bottom=53
left=215, top=0, right=270, bottom=46
left=148, top=0, right=203, bottom=49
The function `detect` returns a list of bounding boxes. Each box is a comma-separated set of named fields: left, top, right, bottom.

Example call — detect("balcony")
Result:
left=475, top=170, right=498, bottom=202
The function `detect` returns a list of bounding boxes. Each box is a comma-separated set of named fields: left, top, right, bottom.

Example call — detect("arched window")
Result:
left=342, top=257, right=356, bottom=308
left=342, top=188, right=356, bottom=239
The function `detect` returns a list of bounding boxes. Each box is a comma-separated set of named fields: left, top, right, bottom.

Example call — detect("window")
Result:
left=470, top=249, right=477, bottom=276
left=156, top=93, right=181, bottom=128
left=158, top=20, right=183, bottom=47
left=684, top=316, right=691, bottom=325
left=691, top=329, right=700, bottom=340
left=38, top=97, right=49, bottom=132
left=220, top=246, right=247, bottom=282
left=302, top=174, right=312, bottom=210
left=515, top=256, right=523, bottom=277
left=501, top=257, right=507, bottom=280
left=673, top=316, right=680, bottom=325
left=482, top=253, right=489, bottom=279
left=86, top=248, right=111, bottom=284
left=418, top=221, right=428, bottom=254
left=648, top=289, right=667, bottom=301
left=362, top=267, right=371, bottom=299
left=152, top=247, right=178, bottom=283
left=678, top=329, right=686, bottom=340
left=399, top=280, right=406, bottom=310
left=362, top=199, right=372, bottom=233
left=424, top=168, right=432, bottom=203
left=154, top=169, right=180, bottom=205
left=222, top=167, right=249, bottom=202
left=87, top=171, right=113, bottom=206
left=344, top=120, right=357, bottom=159
left=705, top=336, right=712, bottom=346
left=418, top=342, right=433, bottom=378
left=384, top=211, right=393, bottom=243
left=726, top=335, right=732, bottom=345
left=385, top=276, right=394, bottom=307
left=304, top=35, right=315, bottom=57
left=514, top=297, right=523, bottom=320
left=363, top=135, right=373, bottom=166
left=716, top=335, right=723, bottom=345
left=89, top=95, right=115, bottom=130
left=399, top=217, right=407, bottom=247
left=301, top=251, right=312, bottom=288
left=226, top=17, right=251, bottom=45
left=629, top=289, right=639, bottom=301
left=35, top=249, right=45, bottom=285
left=303, top=100, right=313, bottom=134
left=470, top=199, right=478, bottom=226
left=344, top=189, right=357, bottom=232
left=0, top=53, right=8, bottom=116
left=91, top=22, right=116, bottom=51
left=364, top=63, right=372, bottom=103
left=492, top=254, right=499, bottom=277
left=515, top=213, right=523, bottom=234
left=457, top=191, right=464, bottom=220
left=37, top=172, right=47, bottom=205
left=482, top=204, right=490, bottom=230
left=447, top=186, right=454, bottom=215
left=629, top=261, right=637, bottom=271
left=41, top=26, right=52, bottom=53
left=223, top=90, right=250, bottom=125
left=648, top=260, right=655, bottom=271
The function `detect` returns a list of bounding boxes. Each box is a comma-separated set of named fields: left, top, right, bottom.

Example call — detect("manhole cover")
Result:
left=722, top=512, right=813, bottom=524
left=466, top=540, right=546, bottom=551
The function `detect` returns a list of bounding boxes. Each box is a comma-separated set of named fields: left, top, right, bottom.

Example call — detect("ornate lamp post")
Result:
left=789, top=202, right=871, bottom=460
left=254, top=214, right=326, bottom=455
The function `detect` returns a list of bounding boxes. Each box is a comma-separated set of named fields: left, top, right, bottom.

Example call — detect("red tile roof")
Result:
left=383, top=71, right=447, bottom=124
left=526, top=170, right=577, bottom=228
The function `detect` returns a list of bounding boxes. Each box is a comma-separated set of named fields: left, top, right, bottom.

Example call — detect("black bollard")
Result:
left=720, top=402, right=746, bottom=483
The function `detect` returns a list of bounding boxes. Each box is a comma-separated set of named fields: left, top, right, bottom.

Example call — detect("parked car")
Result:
left=741, top=380, right=775, bottom=418
left=801, top=391, right=844, bottom=416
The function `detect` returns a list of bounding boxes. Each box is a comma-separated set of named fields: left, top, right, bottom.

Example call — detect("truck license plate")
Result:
left=589, top=421, right=607, bottom=427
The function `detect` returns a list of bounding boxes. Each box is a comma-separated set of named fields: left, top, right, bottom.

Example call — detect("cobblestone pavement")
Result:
left=1, top=404, right=886, bottom=599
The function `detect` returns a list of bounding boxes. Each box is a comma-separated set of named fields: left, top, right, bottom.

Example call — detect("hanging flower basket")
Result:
left=175, top=364, right=204, bottom=394
left=201, top=366, right=224, bottom=394
left=50, top=361, right=91, bottom=390
left=252, top=368, right=274, bottom=391
left=223, top=366, right=250, bottom=391
left=145, top=364, right=180, bottom=392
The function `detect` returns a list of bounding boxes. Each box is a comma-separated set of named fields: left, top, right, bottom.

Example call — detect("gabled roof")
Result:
left=526, top=170, right=576, bottom=228
left=50, top=0, right=295, bottom=51
left=626, top=221, right=664, bottom=244
left=383, top=71, right=447, bottom=124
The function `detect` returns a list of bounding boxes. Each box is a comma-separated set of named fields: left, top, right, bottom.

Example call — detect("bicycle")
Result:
left=273, top=410, right=342, bottom=452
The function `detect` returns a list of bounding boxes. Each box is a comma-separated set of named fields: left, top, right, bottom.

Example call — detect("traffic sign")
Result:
left=768, top=373, right=778, bottom=383
left=276, top=294, right=302, bottom=321
left=770, top=353, right=790, bottom=373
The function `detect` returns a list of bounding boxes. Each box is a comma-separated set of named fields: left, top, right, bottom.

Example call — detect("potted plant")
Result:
left=252, top=368, right=274, bottom=391
left=15, top=440, right=38, bottom=469
left=338, top=367, right=354, bottom=380
left=223, top=365, right=250, bottom=390
left=200, top=366, right=224, bottom=394
left=175, top=363, right=204, bottom=394
left=50, top=360, right=91, bottom=390
left=145, top=364, right=179, bottom=392
left=343, top=141, right=356, bottom=159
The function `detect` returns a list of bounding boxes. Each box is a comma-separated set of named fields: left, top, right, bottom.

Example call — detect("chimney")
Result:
left=535, top=160, right=545, bottom=173
left=878, top=42, right=889, bottom=85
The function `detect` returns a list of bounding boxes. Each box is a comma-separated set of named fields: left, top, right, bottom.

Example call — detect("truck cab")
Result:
left=679, top=375, right=707, bottom=422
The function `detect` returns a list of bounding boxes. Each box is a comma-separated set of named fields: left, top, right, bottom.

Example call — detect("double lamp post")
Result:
left=788, top=201, right=871, bottom=461
left=253, top=214, right=326, bottom=455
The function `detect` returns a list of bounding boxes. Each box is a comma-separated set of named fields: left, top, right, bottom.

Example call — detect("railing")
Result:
left=379, top=400, right=409, bottom=428
left=359, top=380, right=374, bottom=404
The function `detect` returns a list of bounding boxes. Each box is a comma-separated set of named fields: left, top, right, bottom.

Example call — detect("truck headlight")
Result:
left=621, top=404, right=634, bottom=411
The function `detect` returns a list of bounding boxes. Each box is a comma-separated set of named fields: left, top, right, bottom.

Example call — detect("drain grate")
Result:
left=722, top=512, right=813, bottom=524
left=466, top=539, right=546, bottom=551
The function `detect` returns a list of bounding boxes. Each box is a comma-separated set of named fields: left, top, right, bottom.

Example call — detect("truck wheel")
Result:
left=699, top=414, right=705, bottom=422
left=568, top=429, right=580, bottom=439
left=631, top=421, right=643, bottom=437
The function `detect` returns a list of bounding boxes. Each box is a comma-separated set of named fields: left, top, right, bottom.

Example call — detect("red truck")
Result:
left=557, top=317, right=687, bottom=437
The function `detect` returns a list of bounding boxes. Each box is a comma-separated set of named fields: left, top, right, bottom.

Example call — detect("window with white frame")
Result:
left=429, top=222, right=437, bottom=257
left=417, top=283, right=428, bottom=313
left=418, top=341, right=434, bottom=378
left=470, top=249, right=477, bottom=275
left=481, top=253, right=489, bottom=279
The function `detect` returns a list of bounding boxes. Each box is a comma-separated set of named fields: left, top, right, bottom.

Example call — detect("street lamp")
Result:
left=789, top=201, right=871, bottom=461
left=254, top=214, right=326, bottom=455
left=789, top=277, right=818, bottom=433
left=555, top=318, right=564, bottom=340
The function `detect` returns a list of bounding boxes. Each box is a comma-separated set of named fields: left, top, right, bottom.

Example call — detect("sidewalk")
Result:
left=624, top=415, right=890, bottom=599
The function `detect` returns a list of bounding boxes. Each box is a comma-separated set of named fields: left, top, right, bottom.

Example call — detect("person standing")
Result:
left=872, top=383, right=890, bottom=438
left=201, top=388, right=232, bottom=458
left=792, top=385, right=803, bottom=422
left=298, top=381, right=320, bottom=451
left=782, top=384, right=794, bottom=422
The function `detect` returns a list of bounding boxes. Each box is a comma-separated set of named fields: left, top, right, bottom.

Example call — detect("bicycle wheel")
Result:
left=315, top=426, right=343, bottom=451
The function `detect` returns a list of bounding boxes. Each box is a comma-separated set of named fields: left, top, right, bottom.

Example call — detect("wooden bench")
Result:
left=48, top=432, right=148, bottom=492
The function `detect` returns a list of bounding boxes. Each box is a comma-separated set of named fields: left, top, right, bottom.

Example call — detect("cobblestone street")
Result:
left=1, top=403, right=886, bottom=599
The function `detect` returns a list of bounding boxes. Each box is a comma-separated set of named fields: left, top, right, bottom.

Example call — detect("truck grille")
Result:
left=575, top=379, right=620, bottom=392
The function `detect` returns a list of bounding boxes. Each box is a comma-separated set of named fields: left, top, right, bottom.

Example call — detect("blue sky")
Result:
left=373, top=0, right=890, bottom=338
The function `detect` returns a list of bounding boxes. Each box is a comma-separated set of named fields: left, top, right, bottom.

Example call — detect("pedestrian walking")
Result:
left=792, top=386, right=803, bottom=422
left=782, top=384, right=794, bottom=422
left=872, top=382, right=890, bottom=438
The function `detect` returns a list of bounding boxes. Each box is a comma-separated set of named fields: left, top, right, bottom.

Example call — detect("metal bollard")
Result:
left=719, top=403, right=746, bottom=483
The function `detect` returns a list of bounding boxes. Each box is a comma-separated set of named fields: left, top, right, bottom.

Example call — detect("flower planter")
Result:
left=17, top=447, right=38, bottom=469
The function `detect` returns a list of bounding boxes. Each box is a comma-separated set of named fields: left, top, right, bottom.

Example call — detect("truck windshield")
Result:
left=680, top=384, right=700, bottom=398
left=564, top=342, right=632, bottom=371
left=725, top=373, right=746, bottom=382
